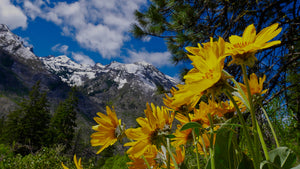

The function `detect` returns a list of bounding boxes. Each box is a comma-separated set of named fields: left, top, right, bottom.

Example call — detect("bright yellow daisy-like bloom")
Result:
left=196, top=131, right=216, bottom=155
left=90, top=106, right=124, bottom=154
left=214, top=100, right=236, bottom=119
left=227, top=23, right=282, bottom=66
left=235, top=73, right=267, bottom=111
left=170, top=147, right=185, bottom=168
left=61, top=154, right=83, bottom=169
left=172, top=102, right=214, bottom=146
left=172, top=37, right=229, bottom=108
left=172, top=124, right=192, bottom=147
left=163, top=87, right=193, bottom=113
left=240, top=73, right=268, bottom=96
left=127, top=146, right=158, bottom=169
left=125, top=103, right=175, bottom=158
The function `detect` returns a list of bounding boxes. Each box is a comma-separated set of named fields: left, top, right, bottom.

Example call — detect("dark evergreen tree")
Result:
left=0, top=116, right=6, bottom=142
left=50, top=87, right=78, bottom=150
left=5, top=81, right=51, bottom=152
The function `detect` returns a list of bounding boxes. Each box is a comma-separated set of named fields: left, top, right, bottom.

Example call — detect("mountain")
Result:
left=40, top=55, right=177, bottom=92
left=0, top=24, right=177, bottom=127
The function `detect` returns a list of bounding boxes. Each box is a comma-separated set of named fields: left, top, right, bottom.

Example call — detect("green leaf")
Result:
left=238, top=153, right=254, bottom=169
left=260, top=147, right=297, bottom=169
left=194, top=128, right=201, bottom=137
left=291, top=164, right=300, bottom=169
left=180, top=122, right=202, bottom=131
left=165, top=134, right=176, bottom=138
left=205, top=118, right=243, bottom=169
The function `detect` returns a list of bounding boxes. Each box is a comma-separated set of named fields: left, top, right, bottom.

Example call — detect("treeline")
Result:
left=0, top=81, right=78, bottom=155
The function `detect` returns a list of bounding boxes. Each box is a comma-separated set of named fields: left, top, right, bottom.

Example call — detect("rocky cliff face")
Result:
left=0, top=24, right=177, bottom=126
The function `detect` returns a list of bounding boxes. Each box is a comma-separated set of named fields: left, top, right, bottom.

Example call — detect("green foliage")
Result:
left=4, top=81, right=51, bottom=152
left=49, top=88, right=79, bottom=150
left=266, top=97, right=300, bottom=156
left=260, top=147, right=299, bottom=169
left=184, top=145, right=206, bottom=169
left=99, top=154, right=130, bottom=169
left=0, top=145, right=68, bottom=169
left=0, top=116, right=5, bottom=142
left=205, top=119, right=254, bottom=169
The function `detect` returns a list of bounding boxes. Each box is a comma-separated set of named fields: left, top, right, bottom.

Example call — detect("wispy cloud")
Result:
left=20, top=0, right=146, bottom=59
left=51, top=44, right=69, bottom=54
left=0, top=0, right=27, bottom=29
left=126, top=49, right=173, bottom=68
left=51, top=43, right=94, bottom=66
left=72, top=52, right=95, bottom=66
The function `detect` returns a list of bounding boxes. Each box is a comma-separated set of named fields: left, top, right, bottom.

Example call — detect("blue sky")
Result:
left=0, top=0, right=184, bottom=78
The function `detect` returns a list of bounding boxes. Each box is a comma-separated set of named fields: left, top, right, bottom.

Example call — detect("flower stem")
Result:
left=241, top=64, right=268, bottom=161
left=260, top=105, right=280, bottom=147
left=141, top=155, right=151, bottom=169
left=256, top=122, right=270, bottom=161
left=222, top=69, right=250, bottom=109
left=200, top=135, right=209, bottom=162
left=192, top=129, right=201, bottom=169
left=225, top=90, right=258, bottom=169
left=207, top=113, right=215, bottom=169
left=241, top=65, right=257, bottom=129
left=165, top=138, right=179, bottom=169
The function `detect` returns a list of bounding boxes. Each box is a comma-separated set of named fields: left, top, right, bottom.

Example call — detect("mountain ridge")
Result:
left=40, top=55, right=177, bottom=91
left=0, top=23, right=177, bottom=127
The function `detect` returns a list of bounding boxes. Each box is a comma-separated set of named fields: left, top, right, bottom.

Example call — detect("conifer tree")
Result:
left=5, top=81, right=51, bottom=151
left=50, top=87, right=78, bottom=150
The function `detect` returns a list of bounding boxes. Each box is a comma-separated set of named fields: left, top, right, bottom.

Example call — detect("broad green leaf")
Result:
left=260, top=147, right=297, bottom=169
left=180, top=122, right=202, bottom=131
left=205, top=118, right=243, bottom=169
left=269, top=147, right=297, bottom=168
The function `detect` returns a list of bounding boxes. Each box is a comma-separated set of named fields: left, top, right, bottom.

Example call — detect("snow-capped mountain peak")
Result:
left=0, top=24, right=37, bottom=61
left=40, top=55, right=177, bottom=92
left=0, top=24, right=177, bottom=92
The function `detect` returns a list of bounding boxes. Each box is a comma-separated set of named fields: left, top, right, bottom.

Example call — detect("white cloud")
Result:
left=20, top=0, right=146, bottom=59
left=19, top=37, right=33, bottom=48
left=75, top=24, right=125, bottom=58
left=0, top=0, right=27, bottom=29
left=142, top=36, right=151, bottom=42
left=23, top=0, right=42, bottom=20
left=72, top=52, right=95, bottom=66
left=51, top=44, right=69, bottom=54
left=126, top=49, right=172, bottom=68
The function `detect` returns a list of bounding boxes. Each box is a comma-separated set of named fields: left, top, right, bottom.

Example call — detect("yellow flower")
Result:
left=61, top=155, right=83, bottom=169
left=215, top=100, right=236, bottom=119
left=227, top=23, right=282, bottom=66
left=91, top=106, right=124, bottom=154
left=172, top=37, right=228, bottom=108
left=172, top=147, right=185, bottom=167
left=163, top=87, right=193, bottom=113
left=196, top=133, right=212, bottom=155
left=191, top=102, right=212, bottom=128
left=125, top=103, right=175, bottom=158
left=172, top=124, right=192, bottom=147
left=127, top=146, right=158, bottom=169
left=235, top=73, right=267, bottom=111
left=172, top=102, right=214, bottom=146
left=195, top=126, right=219, bottom=155
left=240, top=73, right=267, bottom=96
